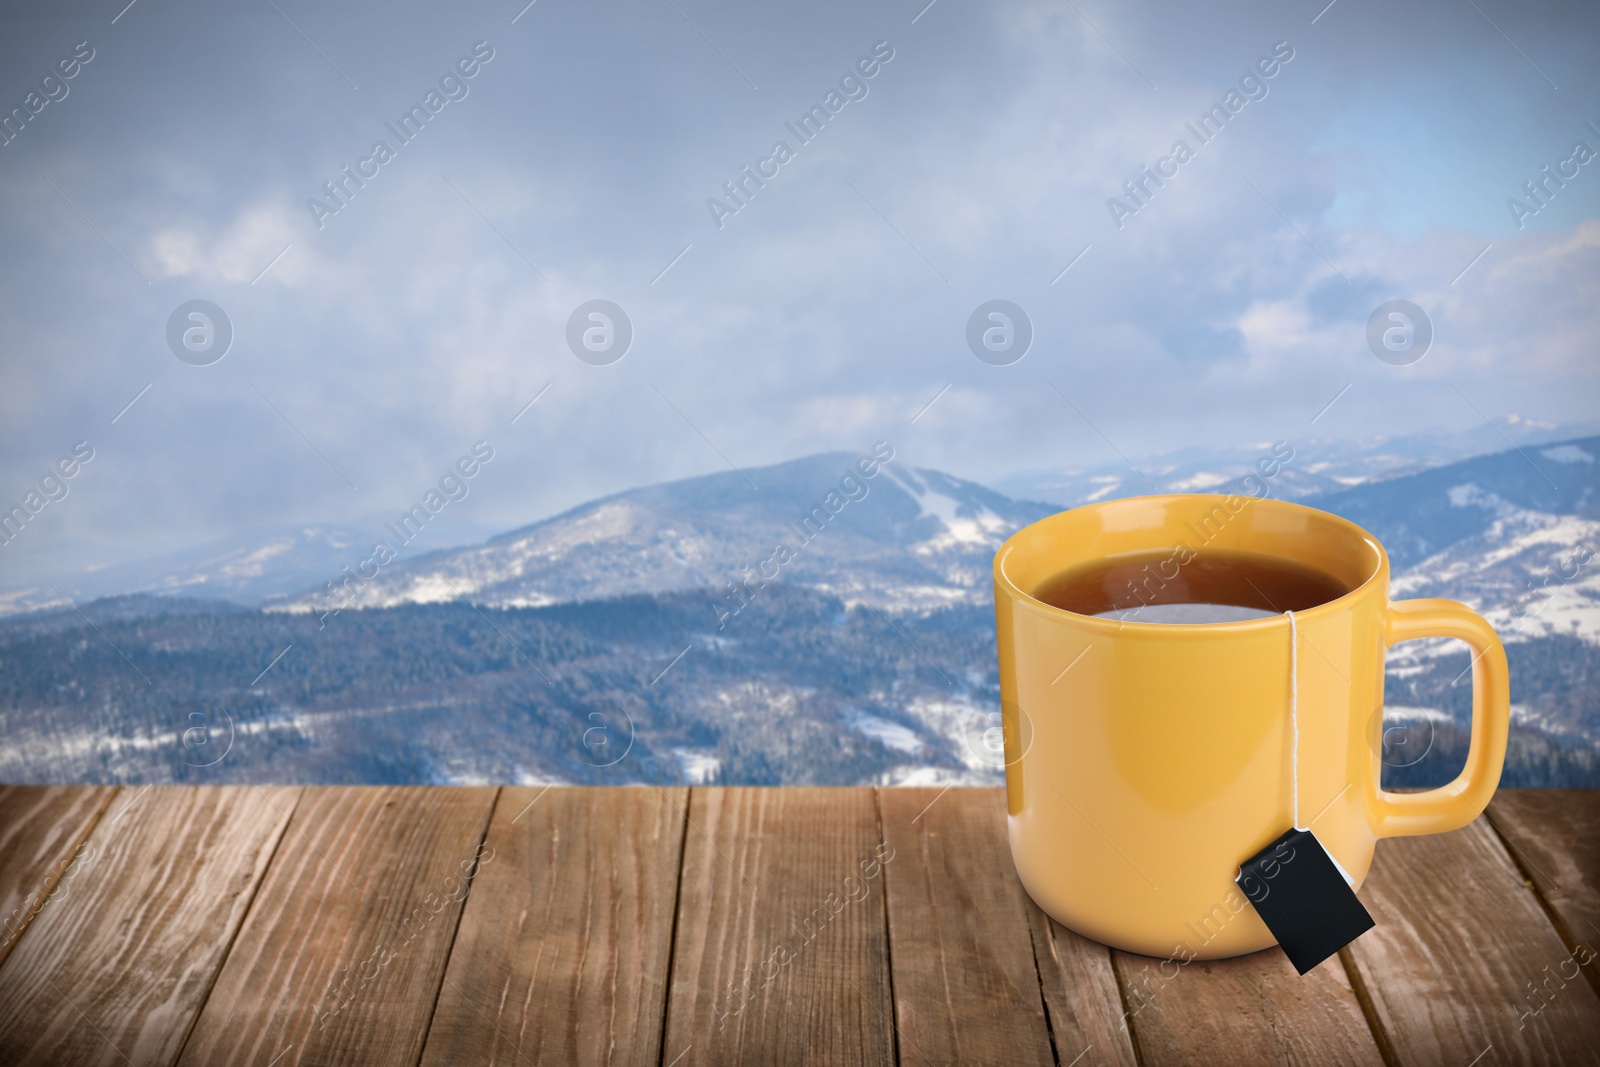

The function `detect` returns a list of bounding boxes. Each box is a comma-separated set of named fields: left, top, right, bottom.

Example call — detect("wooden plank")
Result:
left=661, top=787, right=894, bottom=1066
left=177, top=786, right=497, bottom=1067
left=878, top=787, right=1054, bottom=1067
left=1026, top=909, right=1139, bottom=1067
left=0, top=785, right=116, bottom=970
left=1345, top=816, right=1600, bottom=1065
left=1487, top=790, right=1600, bottom=973
left=1110, top=946, right=1384, bottom=1066
left=418, top=785, right=687, bottom=1067
left=0, top=786, right=299, bottom=1067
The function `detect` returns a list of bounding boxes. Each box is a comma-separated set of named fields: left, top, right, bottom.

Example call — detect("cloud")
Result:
left=0, top=0, right=1596, bottom=574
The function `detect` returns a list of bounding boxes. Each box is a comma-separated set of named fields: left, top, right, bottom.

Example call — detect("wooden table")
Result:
left=0, top=787, right=1595, bottom=1066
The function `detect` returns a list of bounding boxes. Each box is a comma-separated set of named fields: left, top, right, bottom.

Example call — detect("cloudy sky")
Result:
left=1, top=0, right=1597, bottom=572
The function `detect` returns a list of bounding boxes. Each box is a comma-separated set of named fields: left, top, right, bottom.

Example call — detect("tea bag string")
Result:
left=1286, top=609, right=1302, bottom=831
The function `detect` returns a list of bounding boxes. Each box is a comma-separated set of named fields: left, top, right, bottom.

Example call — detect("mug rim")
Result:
left=994, top=493, right=1390, bottom=633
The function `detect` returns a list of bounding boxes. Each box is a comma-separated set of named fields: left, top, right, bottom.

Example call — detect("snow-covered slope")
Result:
left=268, top=452, right=1053, bottom=618
left=1306, top=436, right=1600, bottom=653
left=0, top=525, right=377, bottom=617
left=1388, top=490, right=1600, bottom=646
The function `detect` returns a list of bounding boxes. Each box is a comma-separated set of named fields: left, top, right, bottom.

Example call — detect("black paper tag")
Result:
left=1236, top=827, right=1374, bottom=975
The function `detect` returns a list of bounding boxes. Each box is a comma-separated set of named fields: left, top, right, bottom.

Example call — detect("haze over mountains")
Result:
left=6, top=420, right=1587, bottom=617
left=992, top=420, right=1591, bottom=510
left=0, top=432, right=1596, bottom=788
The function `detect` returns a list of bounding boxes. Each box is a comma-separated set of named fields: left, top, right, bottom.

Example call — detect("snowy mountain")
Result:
left=9, top=424, right=1591, bottom=622
left=265, top=451, right=1054, bottom=621
left=0, top=525, right=380, bottom=617
left=1302, top=438, right=1600, bottom=772
left=1, top=436, right=1597, bottom=789
left=996, top=421, right=1599, bottom=509
left=259, top=433, right=1600, bottom=645
left=1310, top=438, right=1598, bottom=570
left=1309, top=435, right=1599, bottom=648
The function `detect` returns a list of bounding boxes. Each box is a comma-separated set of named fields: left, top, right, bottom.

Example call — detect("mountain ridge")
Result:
left=1, top=434, right=1596, bottom=788
left=264, top=446, right=1056, bottom=622
left=4, top=434, right=1597, bottom=637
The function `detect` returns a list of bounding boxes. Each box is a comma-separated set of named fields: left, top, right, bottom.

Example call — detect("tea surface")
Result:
left=1032, top=548, right=1352, bottom=623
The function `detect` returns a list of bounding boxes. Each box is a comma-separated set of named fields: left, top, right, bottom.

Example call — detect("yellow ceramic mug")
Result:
left=993, top=494, right=1509, bottom=959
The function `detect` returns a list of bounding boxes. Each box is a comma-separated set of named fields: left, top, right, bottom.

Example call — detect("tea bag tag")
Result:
left=1236, top=827, right=1374, bottom=974
left=1243, top=610, right=1374, bottom=975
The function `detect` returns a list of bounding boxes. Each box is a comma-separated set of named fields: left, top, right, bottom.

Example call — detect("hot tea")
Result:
left=1032, top=548, right=1352, bottom=624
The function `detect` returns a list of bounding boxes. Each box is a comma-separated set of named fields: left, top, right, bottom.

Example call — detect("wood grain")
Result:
left=1488, top=790, right=1600, bottom=983
left=661, top=787, right=895, bottom=1067
left=0, top=785, right=116, bottom=970
left=1111, top=945, right=1384, bottom=1066
left=3, top=785, right=1598, bottom=1066
left=0, top=786, right=299, bottom=1067
left=418, top=785, right=687, bottom=1067
left=878, top=787, right=1054, bottom=1067
left=177, top=786, right=497, bottom=1067
left=1346, top=816, right=1600, bottom=1066
left=1026, top=909, right=1139, bottom=1067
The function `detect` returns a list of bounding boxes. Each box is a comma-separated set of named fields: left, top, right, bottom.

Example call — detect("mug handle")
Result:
left=1371, top=598, right=1510, bottom=838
